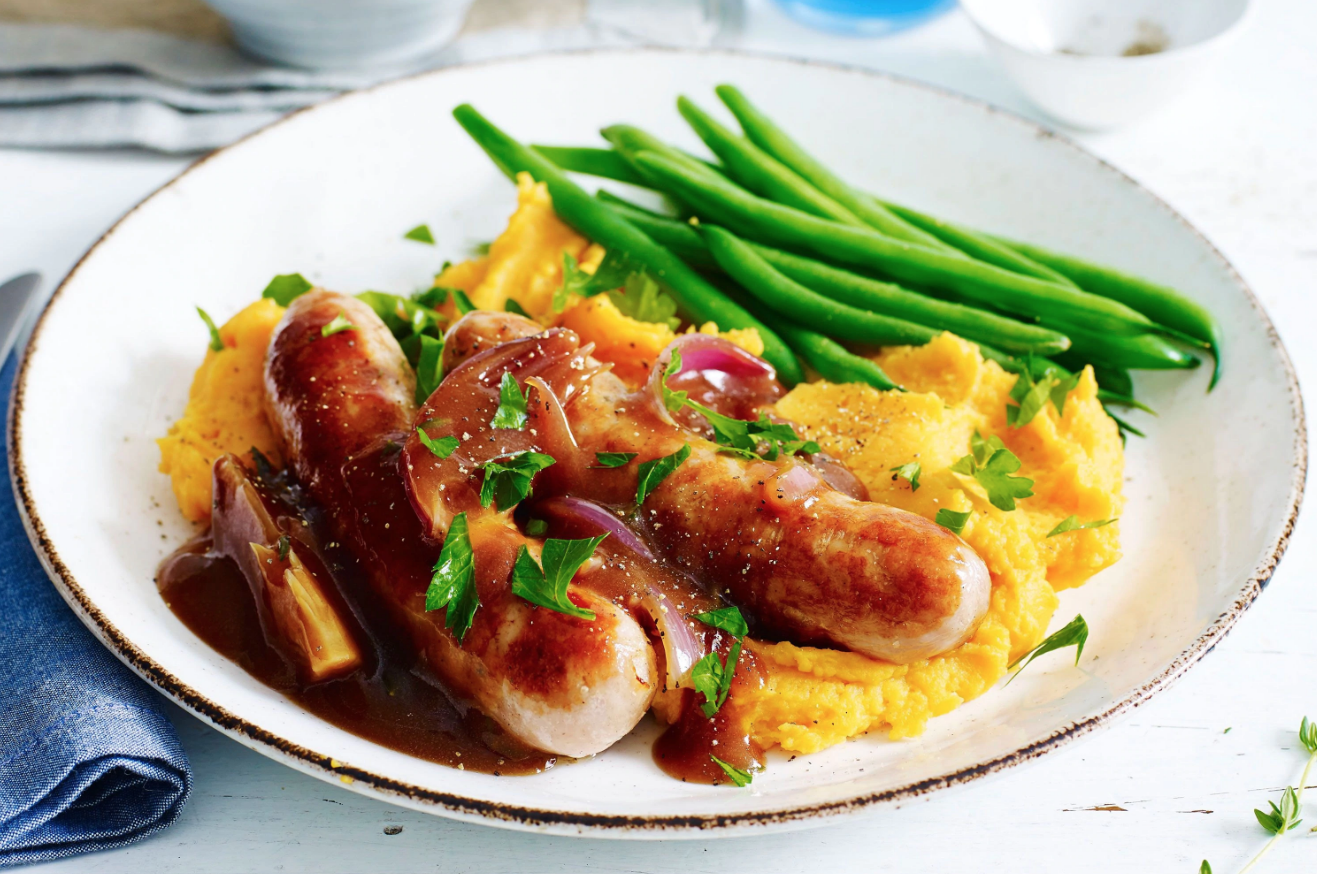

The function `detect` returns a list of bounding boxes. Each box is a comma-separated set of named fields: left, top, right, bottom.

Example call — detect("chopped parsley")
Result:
left=555, top=250, right=642, bottom=314
left=591, top=451, right=637, bottom=469
left=320, top=313, right=357, bottom=337
left=510, top=535, right=605, bottom=620
left=403, top=224, right=435, bottom=245
left=479, top=451, right=555, bottom=512
left=694, top=606, right=748, bottom=639
left=890, top=462, right=921, bottom=491
left=554, top=251, right=592, bottom=313
left=504, top=298, right=531, bottom=317
left=276, top=534, right=291, bottom=561
left=949, top=432, right=1034, bottom=511
left=661, top=351, right=688, bottom=412
left=686, top=402, right=818, bottom=462
left=425, top=512, right=479, bottom=643
left=490, top=372, right=528, bottom=430
left=635, top=444, right=691, bottom=505
left=416, top=426, right=458, bottom=460
left=261, top=273, right=312, bottom=306
left=451, top=289, right=475, bottom=315
left=711, top=755, right=753, bottom=787
left=357, top=290, right=443, bottom=342
left=411, top=335, right=444, bottom=405
left=525, top=518, right=548, bottom=538
left=690, top=606, right=747, bottom=718
left=1046, top=515, right=1117, bottom=537
left=935, top=508, right=971, bottom=534
left=608, top=273, right=679, bottom=330
left=1006, top=366, right=1082, bottom=427
left=1006, top=614, right=1087, bottom=683
left=414, top=286, right=450, bottom=309
left=196, top=307, right=224, bottom=352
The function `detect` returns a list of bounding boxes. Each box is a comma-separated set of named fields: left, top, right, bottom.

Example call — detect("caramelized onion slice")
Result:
left=532, top=496, right=653, bottom=560
left=639, top=587, right=702, bottom=690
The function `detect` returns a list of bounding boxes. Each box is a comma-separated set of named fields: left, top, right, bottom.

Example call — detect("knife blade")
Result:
left=0, top=272, right=42, bottom=365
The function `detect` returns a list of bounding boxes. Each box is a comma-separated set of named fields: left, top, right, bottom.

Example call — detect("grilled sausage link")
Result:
left=264, top=290, right=656, bottom=757
left=429, top=312, right=991, bottom=664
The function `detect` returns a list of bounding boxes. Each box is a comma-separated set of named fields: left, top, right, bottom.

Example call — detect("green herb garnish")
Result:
left=470, top=240, right=492, bottom=256
left=525, top=518, right=548, bottom=538
left=683, top=400, right=818, bottom=462
left=320, top=313, right=357, bottom=337
left=554, top=251, right=591, bottom=313
left=412, top=335, right=444, bottom=405
left=950, top=432, right=1034, bottom=511
left=196, top=307, right=224, bottom=352
left=424, top=511, right=479, bottom=642
left=357, top=290, right=443, bottom=342
left=635, top=444, right=691, bottom=505
left=935, top=508, right=971, bottom=534
left=414, top=286, right=450, bottom=309
left=1006, top=615, right=1087, bottom=683
left=261, top=273, right=312, bottom=306
left=608, top=273, right=679, bottom=330
left=403, top=224, right=435, bottom=245
left=510, top=535, right=605, bottom=620
left=504, top=298, right=531, bottom=317
left=890, top=462, right=921, bottom=491
left=1232, top=717, right=1317, bottom=872
left=592, top=451, right=637, bottom=469
left=479, top=451, right=555, bottom=512
left=691, top=641, right=742, bottom=718
left=695, top=606, right=748, bottom=639
left=416, top=426, right=458, bottom=460
left=276, top=534, right=290, bottom=561
left=490, top=371, right=529, bottom=430
left=711, top=755, right=753, bottom=787
left=452, top=289, right=475, bottom=315
left=661, top=350, right=688, bottom=412
left=1046, top=515, right=1117, bottom=537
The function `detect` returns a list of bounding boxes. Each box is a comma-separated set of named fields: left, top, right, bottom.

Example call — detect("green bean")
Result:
left=594, top=194, right=1071, bottom=357
left=988, top=236, right=1224, bottom=388
left=714, top=84, right=950, bottom=249
left=452, top=104, right=803, bottom=384
left=752, top=308, right=899, bottom=391
left=1048, top=318, right=1199, bottom=371
left=530, top=145, right=650, bottom=186
left=703, top=225, right=939, bottom=347
left=875, top=201, right=1077, bottom=287
left=600, top=125, right=724, bottom=184
left=675, top=96, right=863, bottom=226
left=631, top=150, right=1162, bottom=338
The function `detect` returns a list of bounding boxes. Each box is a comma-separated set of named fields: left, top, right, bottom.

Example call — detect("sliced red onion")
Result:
left=645, top=333, right=781, bottom=423
left=532, top=496, right=654, bottom=561
left=639, top=587, right=703, bottom=690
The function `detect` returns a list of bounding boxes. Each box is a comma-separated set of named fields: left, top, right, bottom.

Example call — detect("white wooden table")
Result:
left=8, top=1, right=1315, bottom=870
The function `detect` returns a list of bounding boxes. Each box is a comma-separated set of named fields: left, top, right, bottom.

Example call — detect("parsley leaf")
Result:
left=890, top=462, right=921, bottom=491
left=451, top=289, right=475, bottom=315
left=404, top=224, right=435, bottom=245
left=196, top=307, right=224, bottom=352
left=683, top=400, right=819, bottom=462
left=320, top=313, right=357, bottom=337
left=1046, top=515, right=1116, bottom=537
left=555, top=251, right=593, bottom=313
left=490, top=372, right=528, bottom=430
left=417, top=426, right=458, bottom=460
left=261, top=273, right=312, bottom=306
left=950, top=432, right=1034, bottom=511
left=414, top=286, right=450, bottom=309
left=412, top=335, right=444, bottom=405
left=425, top=512, right=479, bottom=642
left=525, top=518, right=548, bottom=537
left=510, top=535, right=605, bottom=620
left=504, top=298, right=531, bottom=317
left=357, top=290, right=443, bottom=342
left=935, top=507, right=971, bottom=534
left=1050, top=371, right=1082, bottom=417
left=479, top=451, right=555, bottom=512
left=691, top=639, right=742, bottom=718
left=662, top=350, right=688, bottom=412
left=711, top=755, right=753, bottom=787
left=592, top=451, right=637, bottom=469
left=1006, top=370, right=1058, bottom=428
left=585, top=250, right=640, bottom=296
left=608, top=273, right=680, bottom=330
left=636, top=444, right=691, bottom=504
left=276, top=534, right=291, bottom=561
left=1007, top=614, right=1087, bottom=682
left=695, top=606, right=748, bottom=638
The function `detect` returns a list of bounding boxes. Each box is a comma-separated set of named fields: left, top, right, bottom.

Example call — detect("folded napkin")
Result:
left=0, top=354, right=191, bottom=867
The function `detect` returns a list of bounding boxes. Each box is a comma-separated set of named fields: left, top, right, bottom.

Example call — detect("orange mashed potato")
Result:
left=158, top=178, right=1124, bottom=756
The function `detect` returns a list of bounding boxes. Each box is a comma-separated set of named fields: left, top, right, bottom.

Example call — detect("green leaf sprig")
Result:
left=1047, top=516, right=1117, bottom=537
left=479, top=451, right=556, bottom=512
left=196, top=307, right=224, bottom=352
left=404, top=224, right=435, bottom=244
left=1230, top=717, right=1317, bottom=874
left=510, top=535, right=606, bottom=620
left=504, top=298, right=531, bottom=317
left=935, top=507, right=971, bottom=534
left=1006, top=614, right=1087, bottom=684
left=452, top=289, right=476, bottom=314
left=661, top=351, right=688, bottom=412
left=890, top=462, right=921, bottom=491
left=636, top=444, right=691, bottom=505
left=320, top=313, right=357, bottom=337
left=950, top=432, right=1035, bottom=511
left=711, top=755, right=753, bottom=787
left=592, top=451, right=637, bottom=469
left=1005, top=364, right=1081, bottom=428
left=690, top=606, right=747, bottom=718
left=425, top=512, right=479, bottom=643
left=412, top=335, right=445, bottom=405
left=416, top=426, right=459, bottom=460
left=490, top=372, right=529, bottom=430
left=608, top=273, right=679, bottom=330
left=261, top=273, right=312, bottom=306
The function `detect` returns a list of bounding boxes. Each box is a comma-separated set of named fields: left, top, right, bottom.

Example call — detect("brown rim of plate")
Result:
left=7, top=47, right=1307, bottom=835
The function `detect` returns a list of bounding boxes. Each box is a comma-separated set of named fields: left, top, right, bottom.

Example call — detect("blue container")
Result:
left=774, top=0, right=955, bottom=36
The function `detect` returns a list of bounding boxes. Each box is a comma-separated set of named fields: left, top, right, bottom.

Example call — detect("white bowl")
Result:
left=204, top=0, right=476, bottom=70
left=960, top=0, right=1252, bottom=129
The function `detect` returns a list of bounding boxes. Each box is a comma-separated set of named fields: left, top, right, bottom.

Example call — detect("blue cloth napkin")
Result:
left=0, top=355, right=191, bottom=867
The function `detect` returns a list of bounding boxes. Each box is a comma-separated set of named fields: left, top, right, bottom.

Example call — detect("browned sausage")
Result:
left=264, top=290, right=656, bottom=757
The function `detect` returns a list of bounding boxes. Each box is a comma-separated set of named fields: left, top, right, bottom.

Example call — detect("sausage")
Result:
left=415, top=312, right=990, bottom=664
left=264, top=290, right=656, bottom=757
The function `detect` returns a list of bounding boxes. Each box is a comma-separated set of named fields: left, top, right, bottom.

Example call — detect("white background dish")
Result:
left=11, top=49, right=1302, bottom=837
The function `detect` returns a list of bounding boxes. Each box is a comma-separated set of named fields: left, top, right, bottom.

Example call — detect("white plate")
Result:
left=10, top=49, right=1304, bottom=837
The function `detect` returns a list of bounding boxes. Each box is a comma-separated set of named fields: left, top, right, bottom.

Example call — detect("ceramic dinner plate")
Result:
left=11, top=49, right=1304, bottom=837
